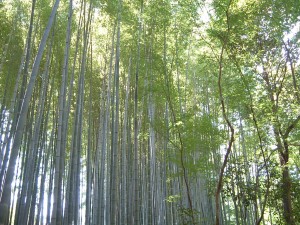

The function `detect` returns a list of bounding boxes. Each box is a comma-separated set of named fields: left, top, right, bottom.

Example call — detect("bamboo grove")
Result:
left=0, top=0, right=300, bottom=224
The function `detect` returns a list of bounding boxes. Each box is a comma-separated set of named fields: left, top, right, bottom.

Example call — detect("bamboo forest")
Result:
left=0, top=0, right=300, bottom=224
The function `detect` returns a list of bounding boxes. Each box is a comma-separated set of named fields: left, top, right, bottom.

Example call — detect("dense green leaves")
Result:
left=0, top=0, right=299, bottom=224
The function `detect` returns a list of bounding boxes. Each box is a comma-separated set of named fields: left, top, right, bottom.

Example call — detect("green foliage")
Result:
left=0, top=6, right=23, bottom=105
left=1, top=0, right=299, bottom=224
left=166, top=194, right=181, bottom=203
left=177, top=206, right=199, bottom=225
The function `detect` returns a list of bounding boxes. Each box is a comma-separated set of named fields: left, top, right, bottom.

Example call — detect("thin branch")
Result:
left=215, top=2, right=235, bottom=224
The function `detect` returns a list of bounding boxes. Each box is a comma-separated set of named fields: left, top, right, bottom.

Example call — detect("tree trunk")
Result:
left=0, top=0, right=60, bottom=223
left=50, top=0, right=72, bottom=224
